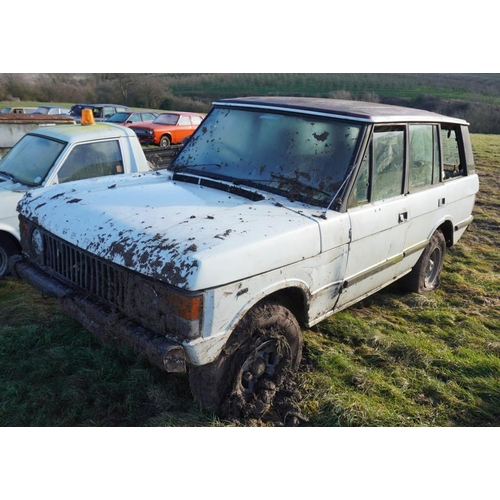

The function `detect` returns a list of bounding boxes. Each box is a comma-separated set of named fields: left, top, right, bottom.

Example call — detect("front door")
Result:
left=336, top=125, right=409, bottom=310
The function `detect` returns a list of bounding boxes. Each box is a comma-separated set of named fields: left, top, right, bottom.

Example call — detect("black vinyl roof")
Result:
left=216, top=96, right=469, bottom=125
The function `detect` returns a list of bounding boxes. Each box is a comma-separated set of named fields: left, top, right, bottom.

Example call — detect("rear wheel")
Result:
left=159, top=135, right=171, bottom=148
left=0, top=235, right=18, bottom=278
left=402, top=230, right=446, bottom=294
left=189, top=301, right=303, bottom=419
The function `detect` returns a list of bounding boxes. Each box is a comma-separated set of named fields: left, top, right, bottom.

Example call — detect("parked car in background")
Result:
left=130, top=111, right=204, bottom=147
left=1, top=106, right=36, bottom=114
left=88, top=104, right=130, bottom=122
left=32, top=105, right=71, bottom=116
left=69, top=103, right=90, bottom=119
left=69, top=103, right=130, bottom=123
left=106, top=110, right=158, bottom=127
left=0, top=117, right=152, bottom=277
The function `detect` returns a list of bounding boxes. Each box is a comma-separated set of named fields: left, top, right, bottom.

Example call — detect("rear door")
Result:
left=400, top=123, right=478, bottom=272
left=396, top=123, right=444, bottom=272
left=173, top=115, right=195, bottom=143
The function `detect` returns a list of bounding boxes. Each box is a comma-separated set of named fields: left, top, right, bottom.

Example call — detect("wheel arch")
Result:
left=436, top=219, right=454, bottom=247
left=258, top=286, right=308, bottom=327
left=185, top=282, right=310, bottom=368
left=228, top=281, right=309, bottom=334
left=0, top=229, right=21, bottom=252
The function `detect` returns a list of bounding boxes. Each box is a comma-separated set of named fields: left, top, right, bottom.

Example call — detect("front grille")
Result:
left=34, top=227, right=201, bottom=340
left=43, top=233, right=127, bottom=308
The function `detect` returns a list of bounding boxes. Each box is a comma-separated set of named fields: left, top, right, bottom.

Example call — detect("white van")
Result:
left=0, top=121, right=152, bottom=276
left=11, top=97, right=479, bottom=417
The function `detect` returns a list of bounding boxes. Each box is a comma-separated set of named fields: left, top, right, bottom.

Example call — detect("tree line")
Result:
left=1, top=73, right=499, bottom=133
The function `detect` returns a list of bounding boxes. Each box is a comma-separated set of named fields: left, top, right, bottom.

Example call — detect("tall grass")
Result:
left=0, top=134, right=498, bottom=427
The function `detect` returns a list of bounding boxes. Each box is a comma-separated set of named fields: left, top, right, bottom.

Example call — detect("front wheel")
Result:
left=189, top=301, right=303, bottom=419
left=159, top=135, right=171, bottom=148
left=402, top=230, right=446, bottom=294
left=0, top=235, right=18, bottom=278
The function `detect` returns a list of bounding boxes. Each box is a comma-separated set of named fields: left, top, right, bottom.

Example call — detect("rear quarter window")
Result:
left=441, top=125, right=465, bottom=180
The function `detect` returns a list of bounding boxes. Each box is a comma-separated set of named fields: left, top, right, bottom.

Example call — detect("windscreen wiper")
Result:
left=171, top=163, right=221, bottom=173
left=0, top=170, right=19, bottom=182
left=173, top=170, right=264, bottom=202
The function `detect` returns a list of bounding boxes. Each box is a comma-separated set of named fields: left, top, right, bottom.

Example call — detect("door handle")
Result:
left=398, top=212, right=408, bottom=223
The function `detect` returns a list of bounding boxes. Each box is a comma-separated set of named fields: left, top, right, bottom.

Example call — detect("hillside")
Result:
left=2, top=73, right=500, bottom=133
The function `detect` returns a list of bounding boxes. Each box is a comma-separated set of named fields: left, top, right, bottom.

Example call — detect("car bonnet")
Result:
left=17, top=171, right=323, bottom=290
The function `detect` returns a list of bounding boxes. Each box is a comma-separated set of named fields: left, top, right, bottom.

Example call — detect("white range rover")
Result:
left=11, top=97, right=479, bottom=417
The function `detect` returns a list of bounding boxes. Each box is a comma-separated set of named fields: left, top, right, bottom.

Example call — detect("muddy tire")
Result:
left=0, top=235, right=18, bottom=278
left=188, top=301, right=303, bottom=419
left=402, top=230, right=446, bottom=294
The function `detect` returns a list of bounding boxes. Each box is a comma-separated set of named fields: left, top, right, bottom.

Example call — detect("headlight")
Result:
left=31, top=228, right=44, bottom=258
left=132, top=280, right=203, bottom=339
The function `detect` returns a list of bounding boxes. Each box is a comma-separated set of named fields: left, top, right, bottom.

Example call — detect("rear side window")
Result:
left=409, top=124, right=440, bottom=190
left=102, top=107, right=115, bottom=118
left=57, top=140, right=124, bottom=183
left=192, top=116, right=203, bottom=125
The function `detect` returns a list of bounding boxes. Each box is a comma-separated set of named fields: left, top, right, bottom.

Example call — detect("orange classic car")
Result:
left=130, top=111, right=205, bottom=147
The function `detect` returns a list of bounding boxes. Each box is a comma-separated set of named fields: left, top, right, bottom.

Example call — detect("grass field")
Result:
left=161, top=73, right=500, bottom=104
left=0, top=134, right=498, bottom=427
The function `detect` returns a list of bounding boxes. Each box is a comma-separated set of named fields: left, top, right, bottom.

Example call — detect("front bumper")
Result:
left=138, top=138, right=156, bottom=146
left=9, top=255, right=186, bottom=373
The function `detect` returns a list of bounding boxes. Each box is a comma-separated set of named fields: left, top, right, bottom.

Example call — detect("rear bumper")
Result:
left=9, top=255, right=186, bottom=373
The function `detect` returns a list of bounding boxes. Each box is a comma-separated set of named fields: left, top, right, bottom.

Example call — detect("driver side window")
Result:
left=348, top=126, right=405, bottom=207
left=57, top=141, right=124, bottom=184
left=372, top=127, right=405, bottom=201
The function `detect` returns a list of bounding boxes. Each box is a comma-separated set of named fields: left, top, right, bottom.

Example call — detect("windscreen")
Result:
left=173, top=106, right=363, bottom=207
left=154, top=114, right=180, bottom=125
left=0, top=134, right=66, bottom=186
left=107, top=113, right=130, bottom=123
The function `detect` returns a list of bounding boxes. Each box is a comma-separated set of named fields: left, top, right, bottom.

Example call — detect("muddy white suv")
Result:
left=11, top=97, right=479, bottom=417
